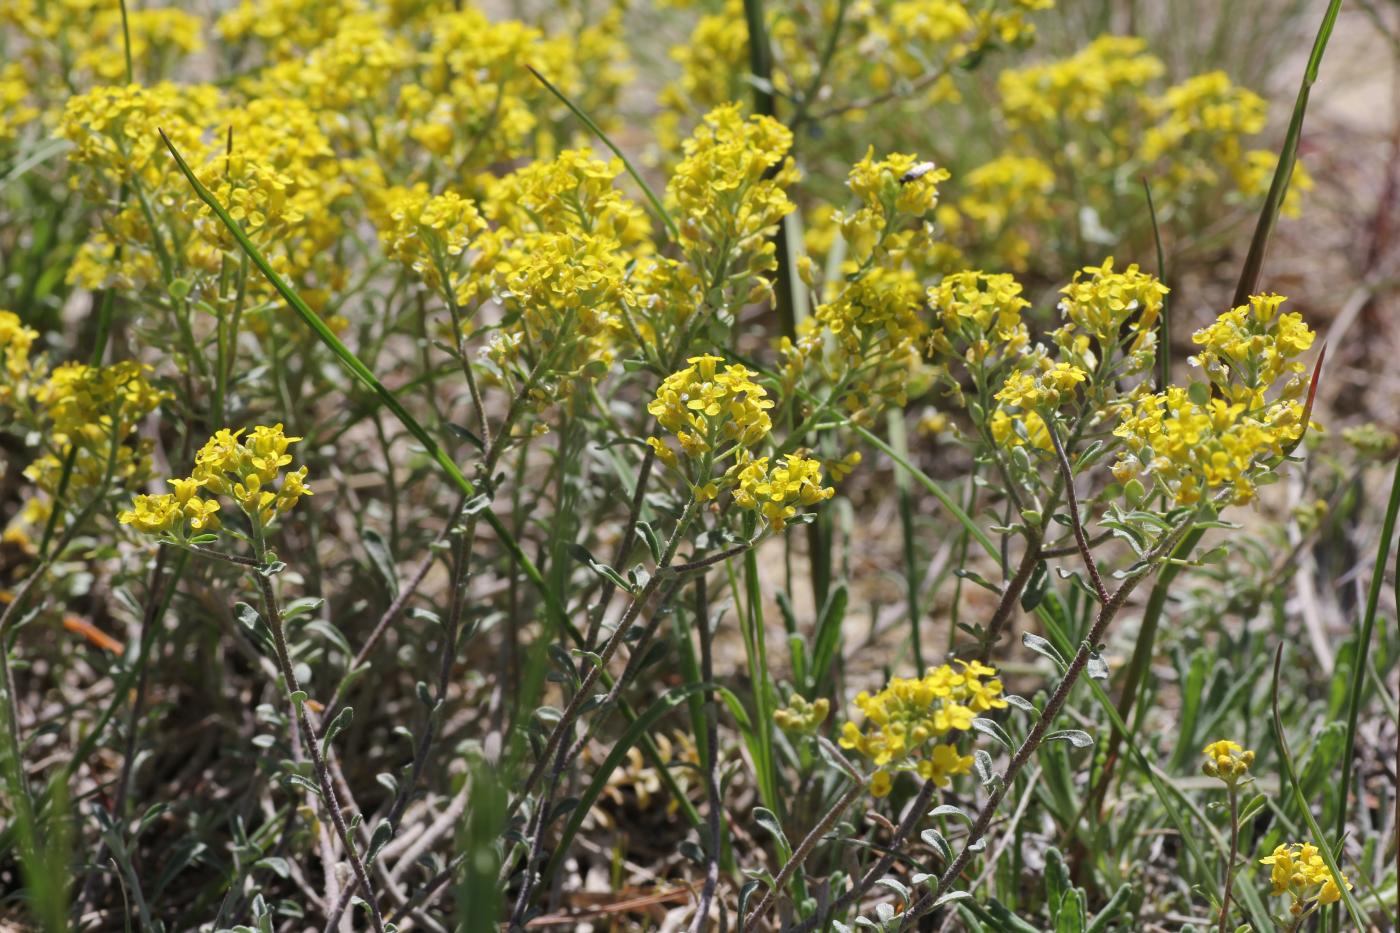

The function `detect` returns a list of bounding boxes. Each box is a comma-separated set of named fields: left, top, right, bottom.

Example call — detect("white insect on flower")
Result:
left=899, top=161, right=938, bottom=184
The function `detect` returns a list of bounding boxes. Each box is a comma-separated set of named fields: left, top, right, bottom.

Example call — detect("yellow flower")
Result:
left=379, top=186, right=487, bottom=304
left=1201, top=739, right=1254, bottom=783
left=128, top=424, right=310, bottom=542
left=1058, top=257, right=1169, bottom=357
left=999, top=35, right=1164, bottom=128
left=668, top=103, right=797, bottom=300
left=731, top=454, right=834, bottom=531
left=1260, top=843, right=1352, bottom=915
left=928, top=270, right=1031, bottom=367
left=774, top=695, right=830, bottom=736
left=839, top=662, right=1005, bottom=796
left=647, top=355, right=774, bottom=459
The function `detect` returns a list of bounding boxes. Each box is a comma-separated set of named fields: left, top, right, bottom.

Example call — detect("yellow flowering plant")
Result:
left=0, top=4, right=1390, bottom=933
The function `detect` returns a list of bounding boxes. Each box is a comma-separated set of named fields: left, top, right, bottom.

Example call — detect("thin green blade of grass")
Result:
left=1232, top=0, right=1342, bottom=305
left=1270, top=646, right=1371, bottom=928
left=846, top=421, right=999, bottom=560
left=1333, top=453, right=1400, bottom=841
left=1141, top=178, right=1170, bottom=392
left=157, top=129, right=565, bottom=630
left=524, top=64, right=679, bottom=242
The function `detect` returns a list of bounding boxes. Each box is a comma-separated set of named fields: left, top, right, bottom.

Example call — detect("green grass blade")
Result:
left=1233, top=0, right=1342, bottom=305
left=1270, top=646, right=1370, bottom=927
left=1334, top=454, right=1400, bottom=841
left=1141, top=178, right=1170, bottom=391
left=847, top=422, right=999, bottom=560
left=524, top=65, right=679, bottom=242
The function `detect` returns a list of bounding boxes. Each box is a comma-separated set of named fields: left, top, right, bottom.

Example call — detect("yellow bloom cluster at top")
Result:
left=927, top=270, right=1031, bottom=367
left=119, top=424, right=311, bottom=540
left=1058, top=257, right=1170, bottom=356
left=669, top=104, right=797, bottom=298
left=1111, top=293, right=1316, bottom=505
left=0, top=311, right=39, bottom=403
left=0, top=64, right=39, bottom=144
left=1260, top=843, right=1352, bottom=914
left=784, top=151, right=948, bottom=425
left=1191, top=293, right=1316, bottom=407
left=657, top=0, right=1048, bottom=154
left=22, top=362, right=165, bottom=522
left=840, top=661, right=1007, bottom=797
left=1, top=311, right=168, bottom=537
left=999, top=35, right=1163, bottom=127
left=379, top=186, right=488, bottom=306
left=732, top=454, right=835, bottom=531
left=648, top=354, right=773, bottom=463
left=1201, top=739, right=1253, bottom=785
left=646, top=355, right=832, bottom=526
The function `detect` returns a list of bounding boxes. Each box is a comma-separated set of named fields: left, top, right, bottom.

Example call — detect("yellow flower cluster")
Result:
left=773, top=694, right=830, bottom=736
left=954, top=155, right=1055, bottom=270
left=400, top=7, right=628, bottom=173
left=840, top=149, right=948, bottom=259
left=839, top=661, right=1006, bottom=797
left=657, top=0, right=1049, bottom=154
left=379, top=186, right=488, bottom=305
left=0, top=65, right=38, bottom=144
left=1201, top=739, right=1253, bottom=784
left=647, top=354, right=773, bottom=466
left=1142, top=71, right=1265, bottom=162
left=78, top=8, right=205, bottom=82
left=1191, top=293, right=1316, bottom=407
left=999, top=35, right=1163, bottom=128
left=119, top=425, right=311, bottom=539
left=217, top=0, right=365, bottom=58
left=1141, top=70, right=1297, bottom=206
left=250, top=13, right=412, bottom=114
left=1260, top=843, right=1352, bottom=914
left=732, top=453, right=835, bottom=530
left=489, top=231, right=631, bottom=384
left=58, top=82, right=218, bottom=189
left=25, top=362, right=164, bottom=496
left=1112, top=385, right=1306, bottom=506
left=668, top=104, right=797, bottom=295
left=927, top=270, right=1031, bottom=366
left=995, top=361, right=1088, bottom=411
left=1058, top=257, right=1169, bottom=356
left=986, top=350, right=1088, bottom=454
left=0, top=311, right=39, bottom=404
left=486, top=148, right=650, bottom=248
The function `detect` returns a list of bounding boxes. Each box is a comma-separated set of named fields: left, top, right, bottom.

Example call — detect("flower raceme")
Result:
left=840, top=661, right=1007, bottom=797
left=647, top=354, right=774, bottom=464
left=1113, top=293, right=1316, bottom=505
left=1201, top=739, right=1253, bottom=784
left=646, top=355, right=832, bottom=526
left=731, top=453, right=834, bottom=531
left=119, top=424, right=311, bottom=540
left=1260, top=843, right=1353, bottom=915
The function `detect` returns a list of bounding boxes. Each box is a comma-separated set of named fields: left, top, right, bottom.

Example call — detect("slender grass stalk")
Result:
left=1232, top=0, right=1342, bottom=304
left=889, top=410, right=924, bottom=670
left=1141, top=178, right=1170, bottom=392
left=1333, top=454, right=1400, bottom=848
left=1270, top=646, right=1369, bottom=928
left=1217, top=786, right=1240, bottom=933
